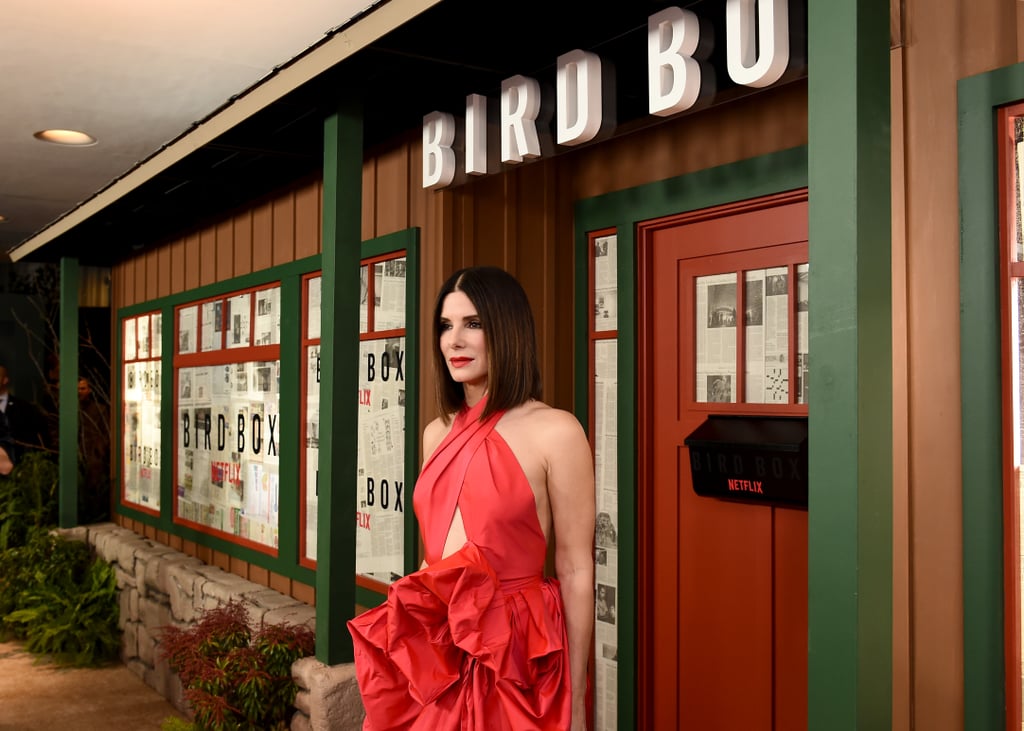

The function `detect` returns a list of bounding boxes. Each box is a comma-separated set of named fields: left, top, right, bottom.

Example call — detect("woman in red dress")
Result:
left=349, top=266, right=595, bottom=730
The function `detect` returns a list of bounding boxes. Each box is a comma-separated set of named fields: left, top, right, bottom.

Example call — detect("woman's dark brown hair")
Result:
left=432, top=266, right=542, bottom=420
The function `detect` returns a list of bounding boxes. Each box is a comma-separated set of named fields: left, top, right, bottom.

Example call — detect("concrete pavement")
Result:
left=0, top=640, right=188, bottom=730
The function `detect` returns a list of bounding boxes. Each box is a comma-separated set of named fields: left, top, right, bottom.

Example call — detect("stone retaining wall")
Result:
left=62, top=523, right=365, bottom=730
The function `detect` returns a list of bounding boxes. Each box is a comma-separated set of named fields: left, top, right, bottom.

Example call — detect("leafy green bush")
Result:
left=159, top=599, right=316, bottom=731
left=0, top=526, right=120, bottom=666
left=0, top=451, right=58, bottom=550
left=0, top=447, right=119, bottom=668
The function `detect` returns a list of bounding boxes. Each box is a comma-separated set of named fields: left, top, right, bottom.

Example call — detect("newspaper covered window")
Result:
left=301, top=274, right=322, bottom=565
left=591, top=232, right=619, bottom=731
left=695, top=262, right=808, bottom=405
left=122, top=311, right=162, bottom=512
left=174, top=285, right=282, bottom=552
left=355, top=254, right=408, bottom=585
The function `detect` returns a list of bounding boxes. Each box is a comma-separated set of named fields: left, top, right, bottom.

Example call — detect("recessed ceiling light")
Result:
left=0, top=215, right=7, bottom=223
left=33, top=129, right=97, bottom=146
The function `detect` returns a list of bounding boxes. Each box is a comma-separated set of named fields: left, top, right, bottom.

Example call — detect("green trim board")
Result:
left=574, top=145, right=808, bottom=731
left=806, top=1, right=892, bottom=727
left=276, top=274, right=303, bottom=575
left=361, top=229, right=415, bottom=259
left=575, top=147, right=808, bottom=227
left=957, top=61, right=1024, bottom=731
left=400, top=235, right=420, bottom=579
left=355, top=584, right=385, bottom=610
left=160, top=305, right=174, bottom=534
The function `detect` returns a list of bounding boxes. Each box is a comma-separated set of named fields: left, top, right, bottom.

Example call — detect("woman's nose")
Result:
left=450, top=329, right=464, bottom=346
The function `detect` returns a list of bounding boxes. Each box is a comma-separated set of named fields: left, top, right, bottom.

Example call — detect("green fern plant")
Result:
left=0, top=526, right=120, bottom=666
left=159, top=599, right=315, bottom=731
left=0, top=443, right=119, bottom=667
left=6, top=555, right=120, bottom=665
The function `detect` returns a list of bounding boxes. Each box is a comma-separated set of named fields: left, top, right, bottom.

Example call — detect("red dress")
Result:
left=347, top=399, right=572, bottom=730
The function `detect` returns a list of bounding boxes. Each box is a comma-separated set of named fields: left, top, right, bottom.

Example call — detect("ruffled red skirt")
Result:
left=347, top=543, right=572, bottom=730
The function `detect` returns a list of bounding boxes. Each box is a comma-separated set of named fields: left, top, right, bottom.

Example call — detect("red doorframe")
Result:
left=636, top=190, right=809, bottom=730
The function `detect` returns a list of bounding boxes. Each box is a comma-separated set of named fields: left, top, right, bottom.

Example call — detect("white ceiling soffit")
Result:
left=8, top=0, right=441, bottom=263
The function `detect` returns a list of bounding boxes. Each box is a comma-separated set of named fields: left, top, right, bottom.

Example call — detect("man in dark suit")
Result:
left=0, top=364, right=47, bottom=473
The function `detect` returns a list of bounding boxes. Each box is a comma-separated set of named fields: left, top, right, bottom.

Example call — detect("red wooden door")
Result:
left=638, top=191, right=808, bottom=730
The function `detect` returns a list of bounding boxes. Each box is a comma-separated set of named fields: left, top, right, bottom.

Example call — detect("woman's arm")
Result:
left=421, top=415, right=450, bottom=466
left=544, top=409, right=596, bottom=731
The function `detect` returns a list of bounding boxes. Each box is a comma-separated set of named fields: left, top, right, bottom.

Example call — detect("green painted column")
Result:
left=159, top=304, right=175, bottom=533
left=316, top=100, right=363, bottom=665
left=276, top=275, right=303, bottom=571
left=59, top=257, right=79, bottom=528
left=807, top=0, right=892, bottom=728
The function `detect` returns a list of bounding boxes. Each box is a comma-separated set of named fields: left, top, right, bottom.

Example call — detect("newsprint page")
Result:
left=355, top=257, right=408, bottom=582
left=593, top=233, right=619, bottom=730
left=122, top=313, right=162, bottom=509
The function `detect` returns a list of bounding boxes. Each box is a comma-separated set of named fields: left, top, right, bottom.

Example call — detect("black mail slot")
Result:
left=683, top=414, right=808, bottom=508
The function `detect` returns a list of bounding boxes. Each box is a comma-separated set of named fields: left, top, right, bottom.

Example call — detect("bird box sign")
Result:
left=422, top=0, right=801, bottom=188
left=684, top=414, right=808, bottom=508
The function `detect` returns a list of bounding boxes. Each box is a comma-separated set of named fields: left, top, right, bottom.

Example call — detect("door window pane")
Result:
left=744, top=267, right=789, bottom=403
left=796, top=264, right=809, bottom=404
left=696, top=262, right=807, bottom=405
left=696, top=273, right=737, bottom=403
left=374, top=257, right=407, bottom=330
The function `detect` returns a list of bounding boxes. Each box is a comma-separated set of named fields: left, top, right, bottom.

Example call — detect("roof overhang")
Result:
left=8, top=0, right=442, bottom=264
left=9, top=0, right=807, bottom=266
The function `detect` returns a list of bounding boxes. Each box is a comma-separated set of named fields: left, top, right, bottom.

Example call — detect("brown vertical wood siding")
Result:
left=896, top=1, right=1021, bottom=729
left=252, top=200, right=274, bottom=273
left=215, top=220, right=233, bottom=283
left=113, top=177, right=326, bottom=314
left=233, top=212, right=253, bottom=276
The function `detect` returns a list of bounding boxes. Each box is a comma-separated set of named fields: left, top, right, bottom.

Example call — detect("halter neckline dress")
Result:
left=348, top=398, right=572, bottom=730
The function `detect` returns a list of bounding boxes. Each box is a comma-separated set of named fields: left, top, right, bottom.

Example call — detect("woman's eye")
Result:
left=467, top=320, right=482, bottom=329
left=439, top=322, right=452, bottom=331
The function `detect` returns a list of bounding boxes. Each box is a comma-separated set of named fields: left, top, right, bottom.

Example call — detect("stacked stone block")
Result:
left=60, top=522, right=364, bottom=730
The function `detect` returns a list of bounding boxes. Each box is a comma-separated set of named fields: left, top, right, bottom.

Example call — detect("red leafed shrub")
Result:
left=159, top=598, right=315, bottom=731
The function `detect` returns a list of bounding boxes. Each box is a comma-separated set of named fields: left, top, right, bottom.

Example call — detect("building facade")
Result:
left=10, top=0, right=1024, bottom=728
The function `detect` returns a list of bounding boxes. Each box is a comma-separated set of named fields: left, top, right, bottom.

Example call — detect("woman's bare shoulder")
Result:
left=422, top=414, right=454, bottom=463
left=504, top=401, right=587, bottom=445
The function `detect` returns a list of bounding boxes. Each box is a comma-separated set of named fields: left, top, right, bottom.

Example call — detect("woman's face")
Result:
left=439, top=290, right=489, bottom=391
